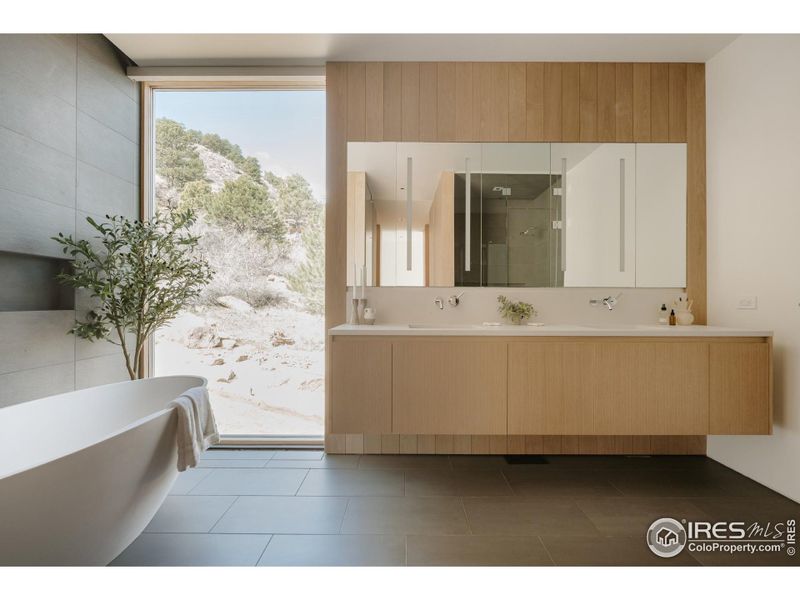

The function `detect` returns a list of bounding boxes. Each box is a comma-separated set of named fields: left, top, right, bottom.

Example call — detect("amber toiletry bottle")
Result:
left=669, top=309, right=677, bottom=326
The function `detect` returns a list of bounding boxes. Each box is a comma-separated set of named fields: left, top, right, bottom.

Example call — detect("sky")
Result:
left=154, top=90, right=326, bottom=201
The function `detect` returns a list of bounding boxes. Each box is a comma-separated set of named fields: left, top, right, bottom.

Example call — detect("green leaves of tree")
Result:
left=155, top=118, right=205, bottom=191
left=156, top=116, right=324, bottom=315
left=52, top=211, right=213, bottom=380
left=184, top=176, right=286, bottom=246
left=287, top=210, right=325, bottom=314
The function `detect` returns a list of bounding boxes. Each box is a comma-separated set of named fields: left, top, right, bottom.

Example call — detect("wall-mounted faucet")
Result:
left=434, top=296, right=444, bottom=310
left=448, top=292, right=465, bottom=307
left=590, top=292, right=623, bottom=311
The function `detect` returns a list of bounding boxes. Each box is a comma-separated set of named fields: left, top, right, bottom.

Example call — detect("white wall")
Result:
left=706, top=35, right=800, bottom=502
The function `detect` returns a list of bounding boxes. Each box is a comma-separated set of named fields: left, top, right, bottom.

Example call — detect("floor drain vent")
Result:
left=504, top=455, right=549, bottom=464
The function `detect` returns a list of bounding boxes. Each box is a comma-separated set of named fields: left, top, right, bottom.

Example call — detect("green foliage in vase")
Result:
left=53, top=211, right=213, bottom=380
left=497, top=295, right=537, bottom=325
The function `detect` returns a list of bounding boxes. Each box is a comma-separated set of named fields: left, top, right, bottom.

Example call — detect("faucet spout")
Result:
left=602, top=292, right=622, bottom=311
left=434, top=296, right=444, bottom=310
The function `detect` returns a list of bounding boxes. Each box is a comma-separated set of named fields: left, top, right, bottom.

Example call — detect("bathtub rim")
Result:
left=0, top=374, right=208, bottom=482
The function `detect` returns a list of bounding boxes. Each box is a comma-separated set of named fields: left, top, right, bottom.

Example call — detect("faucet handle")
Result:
left=448, top=292, right=465, bottom=307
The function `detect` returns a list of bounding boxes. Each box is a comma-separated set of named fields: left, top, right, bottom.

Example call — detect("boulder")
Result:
left=298, top=378, right=324, bottom=391
left=217, top=370, right=237, bottom=383
left=270, top=330, right=295, bottom=347
left=216, top=295, right=254, bottom=313
left=220, top=338, right=238, bottom=350
left=186, top=326, right=221, bottom=349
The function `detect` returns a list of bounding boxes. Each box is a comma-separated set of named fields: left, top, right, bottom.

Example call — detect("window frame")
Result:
left=138, top=77, right=326, bottom=446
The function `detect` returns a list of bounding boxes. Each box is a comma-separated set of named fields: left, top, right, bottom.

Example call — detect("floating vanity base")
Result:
left=326, top=327, right=772, bottom=455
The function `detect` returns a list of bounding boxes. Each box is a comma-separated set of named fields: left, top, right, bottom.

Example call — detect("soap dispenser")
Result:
left=658, top=303, right=669, bottom=325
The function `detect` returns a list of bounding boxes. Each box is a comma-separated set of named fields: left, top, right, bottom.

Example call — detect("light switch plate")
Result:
left=737, top=296, right=758, bottom=310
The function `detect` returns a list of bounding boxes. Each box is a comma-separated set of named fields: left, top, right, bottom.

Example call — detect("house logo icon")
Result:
left=657, top=527, right=678, bottom=546
left=647, top=518, right=687, bottom=558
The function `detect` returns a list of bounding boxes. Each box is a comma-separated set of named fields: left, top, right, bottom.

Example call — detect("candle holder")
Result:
left=349, top=298, right=360, bottom=325
left=358, top=298, right=367, bottom=323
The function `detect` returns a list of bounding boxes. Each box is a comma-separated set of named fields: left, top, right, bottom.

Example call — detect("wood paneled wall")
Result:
left=326, top=61, right=707, bottom=455
left=327, top=61, right=706, bottom=329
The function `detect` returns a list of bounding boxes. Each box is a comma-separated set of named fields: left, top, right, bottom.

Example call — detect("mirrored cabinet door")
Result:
left=346, top=141, right=687, bottom=289
left=395, top=143, right=481, bottom=287
left=635, top=143, right=687, bottom=287
left=346, top=142, right=397, bottom=287
left=551, top=143, right=636, bottom=288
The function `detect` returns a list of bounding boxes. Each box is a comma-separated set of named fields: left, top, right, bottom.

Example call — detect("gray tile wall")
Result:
left=0, top=34, right=140, bottom=408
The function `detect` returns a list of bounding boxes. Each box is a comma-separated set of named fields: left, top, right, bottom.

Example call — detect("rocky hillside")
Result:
left=154, top=118, right=324, bottom=314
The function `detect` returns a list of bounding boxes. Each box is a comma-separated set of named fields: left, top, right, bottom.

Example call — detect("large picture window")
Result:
left=146, top=86, right=325, bottom=442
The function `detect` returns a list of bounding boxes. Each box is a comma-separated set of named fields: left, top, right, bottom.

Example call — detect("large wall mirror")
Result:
left=347, top=142, right=686, bottom=288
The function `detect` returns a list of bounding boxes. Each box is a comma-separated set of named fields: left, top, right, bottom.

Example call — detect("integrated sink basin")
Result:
left=407, top=323, right=482, bottom=329
left=406, top=323, right=668, bottom=331
left=575, top=323, right=670, bottom=331
left=330, top=323, right=773, bottom=338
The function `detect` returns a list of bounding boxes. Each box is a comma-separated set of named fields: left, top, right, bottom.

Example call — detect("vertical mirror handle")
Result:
left=619, top=157, right=625, bottom=273
left=465, top=157, right=471, bottom=273
left=406, top=156, right=412, bottom=271
left=560, top=157, right=567, bottom=273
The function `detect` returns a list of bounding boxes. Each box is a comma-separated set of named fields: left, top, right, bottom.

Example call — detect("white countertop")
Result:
left=329, top=323, right=773, bottom=337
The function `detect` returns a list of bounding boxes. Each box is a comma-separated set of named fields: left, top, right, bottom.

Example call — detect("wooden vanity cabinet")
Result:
left=328, top=335, right=772, bottom=437
left=506, top=338, right=771, bottom=436
left=392, top=339, right=507, bottom=434
left=507, top=340, right=710, bottom=435
left=709, top=341, right=772, bottom=434
left=329, top=337, right=392, bottom=433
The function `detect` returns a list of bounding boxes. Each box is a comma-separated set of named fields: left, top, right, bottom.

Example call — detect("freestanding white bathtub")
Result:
left=0, top=375, right=207, bottom=566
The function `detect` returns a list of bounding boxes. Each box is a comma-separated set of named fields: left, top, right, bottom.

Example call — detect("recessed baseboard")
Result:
left=326, top=434, right=707, bottom=456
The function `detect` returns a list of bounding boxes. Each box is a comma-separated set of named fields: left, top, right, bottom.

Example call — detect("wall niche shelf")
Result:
left=0, top=251, right=74, bottom=312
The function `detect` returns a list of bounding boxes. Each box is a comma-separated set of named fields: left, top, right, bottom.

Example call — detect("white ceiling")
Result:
left=106, top=34, right=738, bottom=67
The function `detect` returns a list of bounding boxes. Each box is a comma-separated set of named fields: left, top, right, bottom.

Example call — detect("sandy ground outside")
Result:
left=155, top=305, right=324, bottom=436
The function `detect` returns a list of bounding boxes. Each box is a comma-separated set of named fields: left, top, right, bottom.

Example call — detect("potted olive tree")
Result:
left=53, top=210, right=213, bottom=380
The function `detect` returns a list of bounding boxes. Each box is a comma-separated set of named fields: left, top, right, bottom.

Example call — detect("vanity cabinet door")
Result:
left=392, top=339, right=507, bottom=435
left=330, top=337, right=392, bottom=433
left=709, top=341, right=772, bottom=434
left=508, top=340, right=710, bottom=435
left=507, top=341, right=567, bottom=434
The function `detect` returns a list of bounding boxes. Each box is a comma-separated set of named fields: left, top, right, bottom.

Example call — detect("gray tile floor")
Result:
left=111, top=450, right=800, bottom=567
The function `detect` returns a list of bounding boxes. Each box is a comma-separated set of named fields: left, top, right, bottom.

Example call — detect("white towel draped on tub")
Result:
left=168, top=386, right=219, bottom=471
